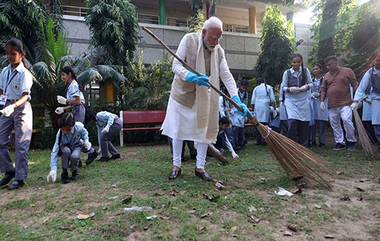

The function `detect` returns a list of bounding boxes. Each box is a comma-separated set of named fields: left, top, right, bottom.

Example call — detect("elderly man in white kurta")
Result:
left=161, top=17, right=249, bottom=181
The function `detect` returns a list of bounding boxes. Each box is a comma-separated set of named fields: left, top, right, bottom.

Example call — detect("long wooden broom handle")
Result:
left=142, top=26, right=243, bottom=112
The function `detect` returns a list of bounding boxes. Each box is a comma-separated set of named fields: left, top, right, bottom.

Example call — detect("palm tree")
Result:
left=85, top=0, right=139, bottom=108
left=31, top=19, right=126, bottom=128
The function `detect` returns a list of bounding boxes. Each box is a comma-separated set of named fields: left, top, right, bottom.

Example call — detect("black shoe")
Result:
left=111, top=154, right=121, bottom=160
left=7, top=180, right=24, bottom=190
left=333, top=143, right=346, bottom=150
left=71, top=170, right=79, bottom=181
left=168, top=168, right=181, bottom=180
left=195, top=169, right=212, bottom=182
left=61, top=169, right=70, bottom=184
left=86, top=150, right=98, bottom=165
left=98, top=156, right=110, bottom=162
left=346, top=141, right=356, bottom=151
left=0, top=171, right=15, bottom=186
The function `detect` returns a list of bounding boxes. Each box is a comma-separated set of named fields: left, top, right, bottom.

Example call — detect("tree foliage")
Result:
left=125, top=54, right=173, bottom=110
left=255, top=6, right=295, bottom=87
left=85, top=0, right=139, bottom=66
left=0, top=0, right=47, bottom=63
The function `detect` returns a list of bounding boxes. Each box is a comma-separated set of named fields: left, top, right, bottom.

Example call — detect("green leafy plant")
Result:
left=254, top=6, right=295, bottom=87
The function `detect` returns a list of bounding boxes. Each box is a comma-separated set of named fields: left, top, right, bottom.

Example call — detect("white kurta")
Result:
left=251, top=83, right=275, bottom=123
left=161, top=35, right=238, bottom=144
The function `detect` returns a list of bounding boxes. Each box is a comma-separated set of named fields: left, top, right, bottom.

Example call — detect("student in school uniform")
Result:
left=352, top=52, right=380, bottom=146
left=280, top=53, right=313, bottom=147
left=229, top=105, right=246, bottom=151
left=47, top=113, right=98, bottom=184
left=95, top=111, right=122, bottom=162
left=309, top=64, right=329, bottom=147
left=57, top=66, right=86, bottom=123
left=251, top=78, right=276, bottom=145
left=0, top=38, right=33, bottom=190
left=213, top=116, right=239, bottom=160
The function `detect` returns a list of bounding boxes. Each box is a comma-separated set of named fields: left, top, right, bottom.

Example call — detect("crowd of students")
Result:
left=214, top=52, right=380, bottom=157
left=0, top=38, right=121, bottom=189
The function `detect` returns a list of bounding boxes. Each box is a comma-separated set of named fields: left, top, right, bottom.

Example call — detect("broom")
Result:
left=352, top=107, right=380, bottom=161
left=142, top=26, right=333, bottom=189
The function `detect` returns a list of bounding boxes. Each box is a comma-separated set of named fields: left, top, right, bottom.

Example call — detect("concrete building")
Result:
left=61, top=0, right=312, bottom=79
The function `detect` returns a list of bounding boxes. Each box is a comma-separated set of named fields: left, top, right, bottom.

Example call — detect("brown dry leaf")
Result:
left=283, top=230, right=293, bottom=236
left=287, top=224, right=298, bottom=232
left=122, top=194, right=133, bottom=204
left=77, top=212, right=95, bottom=220
left=324, top=234, right=335, bottom=239
left=355, top=186, right=365, bottom=192
left=215, top=181, right=225, bottom=190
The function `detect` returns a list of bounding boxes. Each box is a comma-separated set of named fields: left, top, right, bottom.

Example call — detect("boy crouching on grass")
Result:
left=47, top=113, right=98, bottom=184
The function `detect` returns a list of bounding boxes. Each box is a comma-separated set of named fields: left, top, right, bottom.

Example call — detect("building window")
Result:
left=62, top=5, right=88, bottom=17
left=138, top=14, right=159, bottom=24
left=223, top=24, right=249, bottom=33
left=84, top=83, right=100, bottom=106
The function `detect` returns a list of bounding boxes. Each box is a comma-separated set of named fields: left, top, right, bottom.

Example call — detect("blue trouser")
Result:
left=61, top=146, right=81, bottom=172
left=280, top=120, right=288, bottom=137
left=0, top=101, right=32, bottom=181
left=288, top=119, right=309, bottom=147
left=232, top=126, right=244, bottom=148
left=363, top=121, right=378, bottom=145
left=256, top=122, right=268, bottom=145
left=72, top=104, right=85, bottom=123
left=374, top=125, right=380, bottom=145
left=309, top=120, right=327, bottom=145
left=99, top=118, right=122, bottom=158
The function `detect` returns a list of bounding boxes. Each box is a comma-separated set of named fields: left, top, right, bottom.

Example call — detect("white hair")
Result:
left=202, top=16, right=223, bottom=31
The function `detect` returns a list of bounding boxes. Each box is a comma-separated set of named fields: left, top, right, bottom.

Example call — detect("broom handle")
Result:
left=142, top=26, right=244, bottom=113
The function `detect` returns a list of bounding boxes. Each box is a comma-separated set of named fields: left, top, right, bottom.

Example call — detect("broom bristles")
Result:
left=353, top=109, right=380, bottom=161
left=256, top=123, right=333, bottom=189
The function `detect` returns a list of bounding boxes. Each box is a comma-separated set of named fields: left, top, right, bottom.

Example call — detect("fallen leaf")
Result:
left=355, top=186, right=365, bottom=192
left=215, top=181, right=225, bottom=190
left=283, top=230, right=292, bottom=236
left=111, top=184, right=117, bottom=188
left=340, top=195, right=350, bottom=201
left=169, top=189, right=179, bottom=196
left=357, top=195, right=363, bottom=201
left=200, top=212, right=212, bottom=219
left=314, top=204, right=322, bottom=209
left=259, top=177, right=266, bottom=183
left=199, top=226, right=207, bottom=232
left=230, top=226, right=238, bottom=233
left=122, top=195, right=133, bottom=204
left=248, top=215, right=261, bottom=224
left=336, top=171, right=344, bottom=175
left=108, top=196, right=119, bottom=200
left=359, top=178, right=369, bottom=183
left=203, top=193, right=220, bottom=202
left=324, top=234, right=335, bottom=239
left=146, top=215, right=158, bottom=220
left=287, top=224, right=298, bottom=232
left=325, top=201, right=333, bottom=208
left=291, top=187, right=303, bottom=194
left=77, top=212, right=95, bottom=220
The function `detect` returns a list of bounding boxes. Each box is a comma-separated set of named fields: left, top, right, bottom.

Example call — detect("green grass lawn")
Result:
left=0, top=143, right=379, bottom=241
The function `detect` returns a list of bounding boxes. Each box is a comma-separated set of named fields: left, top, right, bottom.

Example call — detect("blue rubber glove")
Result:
left=184, top=72, right=209, bottom=87
left=232, top=95, right=250, bottom=117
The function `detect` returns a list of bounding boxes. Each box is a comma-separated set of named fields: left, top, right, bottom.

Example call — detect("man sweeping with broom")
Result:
left=161, top=16, right=249, bottom=181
